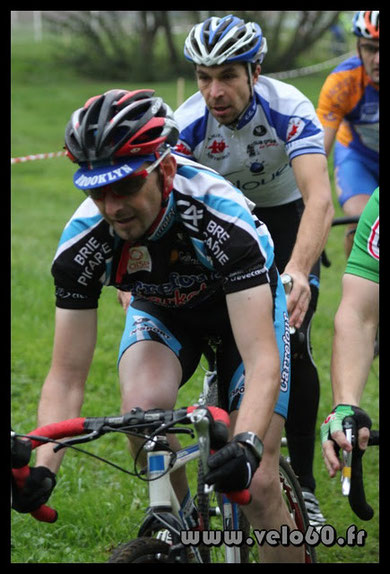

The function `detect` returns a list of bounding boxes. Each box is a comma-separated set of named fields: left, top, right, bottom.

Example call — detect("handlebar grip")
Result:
left=368, top=430, right=379, bottom=446
left=31, top=505, right=58, bottom=523
left=225, top=489, right=251, bottom=506
left=26, top=417, right=86, bottom=448
left=12, top=417, right=86, bottom=523
left=12, top=465, right=58, bottom=523
left=349, top=447, right=374, bottom=521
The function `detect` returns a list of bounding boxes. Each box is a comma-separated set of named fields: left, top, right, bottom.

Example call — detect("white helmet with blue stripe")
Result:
left=184, top=14, right=267, bottom=67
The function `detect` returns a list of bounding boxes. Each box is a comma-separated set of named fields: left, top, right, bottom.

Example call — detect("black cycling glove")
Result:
left=11, top=435, right=32, bottom=469
left=204, top=440, right=260, bottom=492
left=12, top=466, right=56, bottom=514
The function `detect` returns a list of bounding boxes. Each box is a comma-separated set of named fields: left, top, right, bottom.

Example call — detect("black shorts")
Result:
left=118, top=283, right=291, bottom=418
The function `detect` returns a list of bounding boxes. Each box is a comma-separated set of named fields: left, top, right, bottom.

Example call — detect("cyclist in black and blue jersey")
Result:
left=12, top=89, right=304, bottom=562
left=172, top=14, right=334, bottom=526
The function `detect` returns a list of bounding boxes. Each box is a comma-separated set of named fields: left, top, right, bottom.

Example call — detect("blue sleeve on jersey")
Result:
left=177, top=109, right=210, bottom=151
left=256, top=92, right=321, bottom=145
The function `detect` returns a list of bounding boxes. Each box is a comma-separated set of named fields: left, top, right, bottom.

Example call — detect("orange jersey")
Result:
left=317, top=56, right=379, bottom=160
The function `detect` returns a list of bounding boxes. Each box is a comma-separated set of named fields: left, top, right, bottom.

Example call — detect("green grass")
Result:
left=11, top=35, right=379, bottom=563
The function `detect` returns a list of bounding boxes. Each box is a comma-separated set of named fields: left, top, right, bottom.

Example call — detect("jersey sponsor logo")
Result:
left=127, top=246, right=152, bottom=273
left=252, top=124, right=267, bottom=137
left=204, top=220, right=230, bottom=265
left=55, top=287, right=88, bottom=301
left=129, top=315, right=172, bottom=341
left=132, top=274, right=209, bottom=307
left=177, top=200, right=203, bottom=232
left=227, top=267, right=266, bottom=283
left=247, top=139, right=278, bottom=156
left=286, top=116, right=305, bottom=142
left=249, top=161, right=265, bottom=174
left=206, top=135, right=230, bottom=160
left=367, top=217, right=379, bottom=260
left=360, top=102, right=379, bottom=123
left=280, top=312, right=291, bottom=392
left=228, top=162, right=290, bottom=193
left=73, top=236, right=112, bottom=286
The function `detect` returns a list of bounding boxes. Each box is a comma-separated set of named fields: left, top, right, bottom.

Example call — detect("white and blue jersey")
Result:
left=174, top=76, right=326, bottom=207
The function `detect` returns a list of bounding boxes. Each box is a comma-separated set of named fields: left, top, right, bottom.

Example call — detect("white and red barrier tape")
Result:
left=11, top=151, right=67, bottom=164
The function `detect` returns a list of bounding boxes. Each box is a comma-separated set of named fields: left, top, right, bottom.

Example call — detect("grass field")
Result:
left=11, top=35, right=379, bottom=563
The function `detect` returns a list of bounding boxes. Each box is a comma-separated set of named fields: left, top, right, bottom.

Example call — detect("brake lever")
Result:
left=53, top=430, right=102, bottom=452
left=190, top=408, right=213, bottom=494
left=341, top=417, right=355, bottom=496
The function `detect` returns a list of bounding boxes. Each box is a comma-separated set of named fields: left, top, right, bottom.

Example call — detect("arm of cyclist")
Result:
left=283, top=154, right=334, bottom=328
left=321, top=274, right=378, bottom=477
left=12, top=308, right=97, bottom=513
left=322, top=125, right=338, bottom=158
left=205, top=284, right=279, bottom=491
left=117, top=289, right=131, bottom=312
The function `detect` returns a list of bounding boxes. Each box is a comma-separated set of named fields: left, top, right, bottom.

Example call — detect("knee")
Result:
left=247, top=464, right=282, bottom=518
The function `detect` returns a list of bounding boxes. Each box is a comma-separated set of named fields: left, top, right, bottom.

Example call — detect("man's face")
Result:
left=196, top=63, right=256, bottom=125
left=87, top=156, right=175, bottom=242
left=359, top=38, right=379, bottom=85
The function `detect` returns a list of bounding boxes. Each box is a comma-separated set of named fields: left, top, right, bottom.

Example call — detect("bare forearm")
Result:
left=234, top=358, right=280, bottom=440
left=287, top=192, right=334, bottom=276
left=227, top=284, right=281, bottom=440
left=34, top=308, right=97, bottom=472
left=35, top=372, right=86, bottom=472
left=287, top=154, right=334, bottom=276
left=331, top=307, right=376, bottom=407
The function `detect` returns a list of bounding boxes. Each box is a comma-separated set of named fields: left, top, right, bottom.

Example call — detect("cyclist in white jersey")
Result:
left=174, top=14, right=334, bottom=526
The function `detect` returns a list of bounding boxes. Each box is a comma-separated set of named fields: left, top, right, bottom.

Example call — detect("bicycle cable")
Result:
left=13, top=418, right=189, bottom=484
left=13, top=432, right=142, bottom=478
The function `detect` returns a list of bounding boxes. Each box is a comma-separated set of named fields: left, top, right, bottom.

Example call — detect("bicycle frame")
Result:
left=139, top=410, right=244, bottom=563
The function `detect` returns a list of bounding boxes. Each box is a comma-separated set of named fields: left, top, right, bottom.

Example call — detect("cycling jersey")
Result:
left=52, top=154, right=290, bottom=417
left=345, top=187, right=379, bottom=283
left=52, top=155, right=275, bottom=311
left=174, top=76, right=326, bottom=208
left=317, top=56, right=379, bottom=161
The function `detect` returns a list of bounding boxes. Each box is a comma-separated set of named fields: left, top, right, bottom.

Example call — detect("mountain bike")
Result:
left=12, top=396, right=317, bottom=563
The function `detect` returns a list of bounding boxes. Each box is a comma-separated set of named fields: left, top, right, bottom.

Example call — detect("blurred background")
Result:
left=11, top=10, right=355, bottom=81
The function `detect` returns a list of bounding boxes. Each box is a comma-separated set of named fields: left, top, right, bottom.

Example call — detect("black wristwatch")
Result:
left=233, top=432, right=263, bottom=462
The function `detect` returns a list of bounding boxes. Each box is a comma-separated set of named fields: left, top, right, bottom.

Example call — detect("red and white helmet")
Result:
left=352, top=11, right=379, bottom=39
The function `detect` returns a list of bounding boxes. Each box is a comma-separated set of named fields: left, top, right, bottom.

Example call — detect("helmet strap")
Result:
left=144, top=151, right=174, bottom=238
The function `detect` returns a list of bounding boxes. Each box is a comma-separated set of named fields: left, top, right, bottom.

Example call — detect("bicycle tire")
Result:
left=108, top=537, right=179, bottom=563
left=278, top=456, right=317, bottom=564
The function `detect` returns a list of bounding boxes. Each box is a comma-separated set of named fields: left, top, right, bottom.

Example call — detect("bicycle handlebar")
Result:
left=12, top=406, right=250, bottom=523
left=342, top=422, right=379, bottom=521
left=331, top=215, right=360, bottom=227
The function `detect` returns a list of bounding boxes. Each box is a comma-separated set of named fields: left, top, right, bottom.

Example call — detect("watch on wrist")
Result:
left=233, top=432, right=263, bottom=462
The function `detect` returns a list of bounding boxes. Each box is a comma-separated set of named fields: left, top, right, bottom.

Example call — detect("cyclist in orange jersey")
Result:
left=317, top=11, right=379, bottom=257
